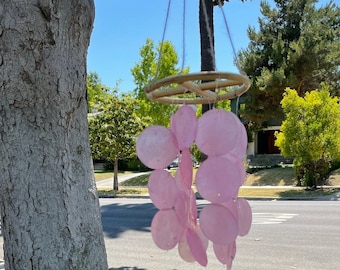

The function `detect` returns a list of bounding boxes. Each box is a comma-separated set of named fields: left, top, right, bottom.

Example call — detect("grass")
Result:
left=326, top=168, right=340, bottom=186
left=238, top=187, right=338, bottom=198
left=98, top=187, right=149, bottom=196
left=96, top=167, right=340, bottom=198
left=243, top=167, right=296, bottom=186
left=94, top=171, right=114, bottom=181
left=119, top=173, right=151, bottom=186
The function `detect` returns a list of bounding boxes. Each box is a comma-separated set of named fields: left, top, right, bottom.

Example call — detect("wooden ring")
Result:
left=144, top=71, right=250, bottom=104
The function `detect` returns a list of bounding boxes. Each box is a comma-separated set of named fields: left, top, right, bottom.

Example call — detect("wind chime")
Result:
left=136, top=1, right=252, bottom=269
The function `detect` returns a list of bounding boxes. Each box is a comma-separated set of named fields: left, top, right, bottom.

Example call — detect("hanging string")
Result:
left=155, top=0, right=172, bottom=79
left=218, top=5, right=248, bottom=115
left=218, top=5, right=244, bottom=74
left=149, top=0, right=249, bottom=106
left=179, top=0, right=187, bottom=74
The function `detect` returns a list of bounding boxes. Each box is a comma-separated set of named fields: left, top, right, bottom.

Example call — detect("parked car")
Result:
left=167, top=158, right=179, bottom=170
left=167, top=156, right=199, bottom=170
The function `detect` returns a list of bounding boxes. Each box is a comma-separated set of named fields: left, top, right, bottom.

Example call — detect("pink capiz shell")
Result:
left=195, top=156, right=242, bottom=203
left=151, top=209, right=184, bottom=251
left=148, top=169, right=179, bottom=210
left=199, top=204, right=238, bottom=245
left=236, top=198, right=252, bottom=236
left=136, top=125, right=178, bottom=169
left=213, top=241, right=236, bottom=269
left=196, top=109, right=242, bottom=157
left=170, top=105, right=197, bottom=150
left=179, top=149, right=194, bottom=190
left=186, top=227, right=208, bottom=266
left=136, top=105, right=252, bottom=270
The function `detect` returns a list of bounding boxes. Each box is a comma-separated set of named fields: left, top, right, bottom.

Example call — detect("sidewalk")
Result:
left=96, top=172, right=340, bottom=201
left=96, top=172, right=150, bottom=189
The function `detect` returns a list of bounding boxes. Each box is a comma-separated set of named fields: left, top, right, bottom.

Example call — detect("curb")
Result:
left=99, top=194, right=150, bottom=199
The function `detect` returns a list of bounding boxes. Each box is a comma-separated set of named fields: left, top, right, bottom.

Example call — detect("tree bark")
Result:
left=0, top=1, right=108, bottom=269
left=199, top=0, right=216, bottom=114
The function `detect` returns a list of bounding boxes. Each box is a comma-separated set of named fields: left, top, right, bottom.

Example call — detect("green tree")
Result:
left=87, top=72, right=110, bottom=112
left=275, top=84, right=340, bottom=187
left=238, top=0, right=340, bottom=128
left=89, top=93, right=144, bottom=190
left=131, top=38, right=188, bottom=126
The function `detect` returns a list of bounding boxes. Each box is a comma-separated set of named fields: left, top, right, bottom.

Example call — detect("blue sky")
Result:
left=87, top=0, right=334, bottom=92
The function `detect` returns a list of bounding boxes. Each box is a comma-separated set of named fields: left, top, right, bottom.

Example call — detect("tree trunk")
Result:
left=199, top=0, right=216, bottom=114
left=0, top=1, right=108, bottom=269
left=199, top=0, right=216, bottom=161
left=113, top=159, right=119, bottom=191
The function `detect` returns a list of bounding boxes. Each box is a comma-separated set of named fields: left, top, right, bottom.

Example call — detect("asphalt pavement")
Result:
left=102, top=198, right=340, bottom=269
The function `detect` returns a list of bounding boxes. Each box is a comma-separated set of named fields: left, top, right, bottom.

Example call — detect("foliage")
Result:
left=331, top=159, right=340, bottom=171
left=103, top=158, right=150, bottom=172
left=119, top=173, right=150, bottom=187
left=123, top=158, right=150, bottom=172
left=87, top=72, right=111, bottom=112
left=131, top=38, right=189, bottom=127
left=88, top=92, right=144, bottom=189
left=275, top=84, right=340, bottom=186
left=238, top=0, right=340, bottom=127
left=278, top=188, right=337, bottom=198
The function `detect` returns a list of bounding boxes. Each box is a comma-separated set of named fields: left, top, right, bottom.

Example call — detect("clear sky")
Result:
left=87, top=0, right=334, bottom=93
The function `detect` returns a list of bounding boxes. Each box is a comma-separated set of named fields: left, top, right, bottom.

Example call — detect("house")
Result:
left=231, top=97, right=289, bottom=166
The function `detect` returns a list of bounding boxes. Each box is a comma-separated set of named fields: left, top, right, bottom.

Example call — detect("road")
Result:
left=102, top=198, right=340, bottom=270
left=0, top=198, right=339, bottom=269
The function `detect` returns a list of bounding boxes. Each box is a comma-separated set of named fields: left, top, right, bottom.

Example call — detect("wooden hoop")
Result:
left=144, top=71, right=251, bottom=104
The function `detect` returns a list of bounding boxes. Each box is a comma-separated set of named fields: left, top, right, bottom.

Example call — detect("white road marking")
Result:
left=252, top=213, right=298, bottom=225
